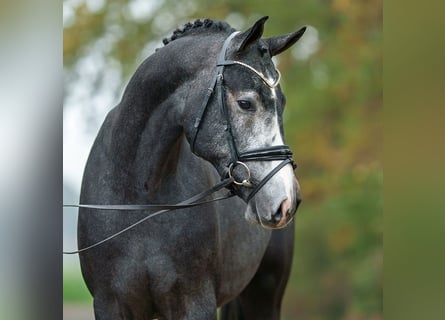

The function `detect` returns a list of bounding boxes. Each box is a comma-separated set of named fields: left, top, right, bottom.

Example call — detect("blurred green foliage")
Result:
left=64, top=0, right=382, bottom=318
left=63, top=265, right=92, bottom=302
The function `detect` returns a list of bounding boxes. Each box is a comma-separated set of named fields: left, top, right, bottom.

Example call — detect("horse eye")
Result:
left=237, top=100, right=254, bottom=111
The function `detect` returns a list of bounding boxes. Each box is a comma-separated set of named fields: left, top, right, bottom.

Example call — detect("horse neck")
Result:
left=104, top=37, right=217, bottom=200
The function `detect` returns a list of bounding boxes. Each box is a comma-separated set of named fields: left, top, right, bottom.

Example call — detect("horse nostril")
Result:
left=272, top=208, right=282, bottom=223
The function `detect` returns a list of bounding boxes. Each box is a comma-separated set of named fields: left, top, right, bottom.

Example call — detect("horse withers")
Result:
left=78, top=16, right=305, bottom=319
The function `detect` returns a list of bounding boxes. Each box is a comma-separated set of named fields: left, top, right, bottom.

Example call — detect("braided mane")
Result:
left=163, top=19, right=235, bottom=45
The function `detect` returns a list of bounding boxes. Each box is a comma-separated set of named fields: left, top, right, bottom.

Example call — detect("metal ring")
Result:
left=228, top=161, right=253, bottom=187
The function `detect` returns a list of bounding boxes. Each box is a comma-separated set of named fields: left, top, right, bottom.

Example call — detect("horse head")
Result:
left=182, top=17, right=305, bottom=229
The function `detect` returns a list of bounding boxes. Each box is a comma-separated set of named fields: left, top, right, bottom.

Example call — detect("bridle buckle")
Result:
left=228, top=161, right=253, bottom=187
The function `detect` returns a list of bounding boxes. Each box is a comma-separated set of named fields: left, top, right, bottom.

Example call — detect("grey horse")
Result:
left=78, top=16, right=305, bottom=319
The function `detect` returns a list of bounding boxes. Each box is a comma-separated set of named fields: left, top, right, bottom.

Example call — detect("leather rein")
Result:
left=63, top=32, right=296, bottom=255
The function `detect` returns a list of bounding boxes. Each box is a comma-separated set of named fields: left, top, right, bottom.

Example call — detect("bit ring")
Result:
left=228, top=161, right=253, bottom=187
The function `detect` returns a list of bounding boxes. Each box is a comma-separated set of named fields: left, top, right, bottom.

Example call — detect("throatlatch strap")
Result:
left=191, top=77, right=218, bottom=153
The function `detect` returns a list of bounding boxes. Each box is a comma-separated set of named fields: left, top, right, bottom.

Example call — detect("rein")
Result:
left=64, top=31, right=297, bottom=254
left=63, top=177, right=235, bottom=254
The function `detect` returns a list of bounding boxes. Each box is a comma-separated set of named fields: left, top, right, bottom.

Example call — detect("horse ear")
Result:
left=265, top=26, right=307, bottom=56
left=237, top=16, right=269, bottom=53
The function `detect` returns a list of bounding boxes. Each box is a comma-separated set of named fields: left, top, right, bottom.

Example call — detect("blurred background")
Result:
left=63, top=0, right=382, bottom=319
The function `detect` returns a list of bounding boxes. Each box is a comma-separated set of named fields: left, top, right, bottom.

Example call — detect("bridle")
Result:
left=63, top=32, right=297, bottom=254
left=190, top=31, right=296, bottom=202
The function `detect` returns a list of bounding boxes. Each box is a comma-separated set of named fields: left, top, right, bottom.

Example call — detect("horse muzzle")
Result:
left=244, top=163, right=301, bottom=229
